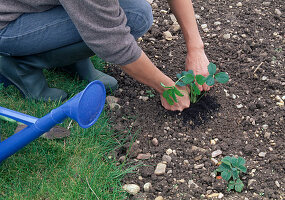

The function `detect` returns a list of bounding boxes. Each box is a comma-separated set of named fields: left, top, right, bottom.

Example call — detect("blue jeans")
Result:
left=0, top=0, right=153, bottom=56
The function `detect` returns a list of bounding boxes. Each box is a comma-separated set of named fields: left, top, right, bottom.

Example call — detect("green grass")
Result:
left=0, top=57, right=133, bottom=199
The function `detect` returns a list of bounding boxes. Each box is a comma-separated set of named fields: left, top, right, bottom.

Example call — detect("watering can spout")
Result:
left=0, top=80, right=106, bottom=163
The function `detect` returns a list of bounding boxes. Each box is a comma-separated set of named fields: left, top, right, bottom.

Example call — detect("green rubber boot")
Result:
left=0, top=42, right=100, bottom=101
left=0, top=55, right=68, bottom=101
left=65, top=59, right=118, bottom=94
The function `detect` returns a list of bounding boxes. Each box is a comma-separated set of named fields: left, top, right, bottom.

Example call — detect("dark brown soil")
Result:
left=109, top=0, right=285, bottom=199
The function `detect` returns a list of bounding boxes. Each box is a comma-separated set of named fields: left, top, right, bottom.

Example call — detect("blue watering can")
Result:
left=0, top=80, right=106, bottom=163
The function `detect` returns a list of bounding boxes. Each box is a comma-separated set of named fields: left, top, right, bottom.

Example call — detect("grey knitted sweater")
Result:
left=0, top=0, right=141, bottom=65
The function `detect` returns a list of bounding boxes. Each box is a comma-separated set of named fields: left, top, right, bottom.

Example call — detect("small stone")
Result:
left=275, top=181, right=280, bottom=187
left=263, top=2, right=271, bottom=6
left=143, top=182, right=152, bottom=192
left=261, top=76, right=268, bottom=81
left=106, top=96, right=119, bottom=104
left=152, top=138, right=159, bottom=146
left=155, top=196, right=164, bottom=200
left=211, top=158, right=219, bottom=165
left=201, top=24, right=207, bottom=29
left=152, top=2, right=158, bottom=9
left=210, top=139, right=216, bottom=145
left=223, top=33, right=231, bottom=39
left=171, top=24, right=181, bottom=32
left=139, top=96, right=149, bottom=101
left=214, top=21, right=221, bottom=26
left=194, top=163, right=205, bottom=169
left=264, top=132, right=271, bottom=139
left=162, top=155, right=172, bottom=163
left=262, top=124, right=269, bottom=130
left=195, top=14, right=201, bottom=20
left=137, top=153, right=151, bottom=160
left=282, top=96, right=285, bottom=100
left=178, top=179, right=185, bottom=183
left=154, top=163, right=167, bottom=175
left=258, top=152, right=266, bottom=157
left=237, top=104, right=243, bottom=109
left=218, top=193, right=224, bottom=199
left=118, top=156, right=126, bottom=163
left=248, top=179, right=257, bottom=187
left=212, top=150, right=222, bottom=158
left=122, top=184, right=140, bottom=195
left=183, top=160, right=189, bottom=165
left=146, top=0, right=153, bottom=4
left=275, top=9, right=282, bottom=16
left=207, top=193, right=219, bottom=198
left=236, top=2, right=242, bottom=7
left=163, top=31, right=173, bottom=41
left=166, top=148, right=173, bottom=155
left=169, top=14, right=178, bottom=24
left=188, top=180, right=199, bottom=188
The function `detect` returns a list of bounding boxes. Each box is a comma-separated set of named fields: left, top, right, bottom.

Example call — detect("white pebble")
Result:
left=214, top=21, right=221, bottom=26
left=236, top=2, right=242, bottom=7
left=275, top=9, right=282, bottom=16
left=262, top=124, right=269, bottom=130
left=143, top=182, right=152, bottom=192
left=223, top=33, right=231, bottom=39
left=258, top=152, right=266, bottom=157
left=166, top=148, right=173, bottom=155
left=236, top=104, right=243, bottom=109
left=201, top=24, right=208, bottom=29
left=122, top=184, right=140, bottom=195
left=212, top=150, right=222, bottom=158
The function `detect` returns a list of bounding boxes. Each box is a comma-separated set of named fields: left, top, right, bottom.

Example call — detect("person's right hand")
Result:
left=160, top=86, right=190, bottom=111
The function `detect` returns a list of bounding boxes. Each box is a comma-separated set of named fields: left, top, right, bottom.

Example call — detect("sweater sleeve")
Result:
left=58, top=0, right=142, bottom=65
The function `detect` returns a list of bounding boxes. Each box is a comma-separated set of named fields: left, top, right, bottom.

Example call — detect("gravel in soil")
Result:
left=107, top=0, right=284, bottom=199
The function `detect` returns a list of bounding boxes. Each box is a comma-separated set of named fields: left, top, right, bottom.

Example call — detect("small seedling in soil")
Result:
left=161, top=63, right=229, bottom=105
left=214, top=156, right=247, bottom=192
left=146, top=90, right=155, bottom=98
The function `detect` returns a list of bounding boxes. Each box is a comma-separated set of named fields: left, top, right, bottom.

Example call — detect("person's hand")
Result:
left=160, top=86, right=190, bottom=111
left=185, top=48, right=211, bottom=91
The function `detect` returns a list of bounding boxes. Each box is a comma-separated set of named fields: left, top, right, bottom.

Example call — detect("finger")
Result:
left=203, top=84, right=210, bottom=91
left=197, top=84, right=203, bottom=91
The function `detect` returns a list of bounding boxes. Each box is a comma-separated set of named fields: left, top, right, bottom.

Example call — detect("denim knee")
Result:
left=125, top=1, right=153, bottom=39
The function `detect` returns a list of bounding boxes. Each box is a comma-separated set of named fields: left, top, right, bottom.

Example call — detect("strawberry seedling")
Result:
left=161, top=63, right=229, bottom=105
left=214, top=156, right=247, bottom=192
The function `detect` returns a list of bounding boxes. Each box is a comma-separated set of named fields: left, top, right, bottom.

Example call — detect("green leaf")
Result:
left=227, top=181, right=235, bottom=191
left=239, top=165, right=247, bottom=173
left=219, top=163, right=232, bottom=172
left=231, top=157, right=238, bottom=167
left=181, top=71, right=188, bottom=76
left=176, top=81, right=187, bottom=87
left=163, top=90, right=174, bottom=105
left=173, top=87, right=184, bottom=97
left=215, top=72, right=229, bottom=84
left=192, top=83, right=201, bottom=95
left=237, top=157, right=246, bottom=167
left=176, top=73, right=182, bottom=79
left=221, top=156, right=232, bottom=167
left=187, top=70, right=194, bottom=75
left=195, top=75, right=206, bottom=85
left=170, top=89, right=178, bottom=103
left=235, top=179, right=244, bottom=192
left=221, top=171, right=232, bottom=181
left=182, top=73, right=195, bottom=84
left=205, top=75, right=215, bottom=86
left=208, top=63, right=217, bottom=75
left=232, top=169, right=239, bottom=180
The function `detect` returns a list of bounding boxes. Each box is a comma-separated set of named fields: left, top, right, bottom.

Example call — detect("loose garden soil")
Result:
left=108, top=0, right=284, bottom=199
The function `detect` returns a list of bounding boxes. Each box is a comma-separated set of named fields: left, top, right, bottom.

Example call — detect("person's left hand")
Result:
left=185, top=48, right=211, bottom=92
